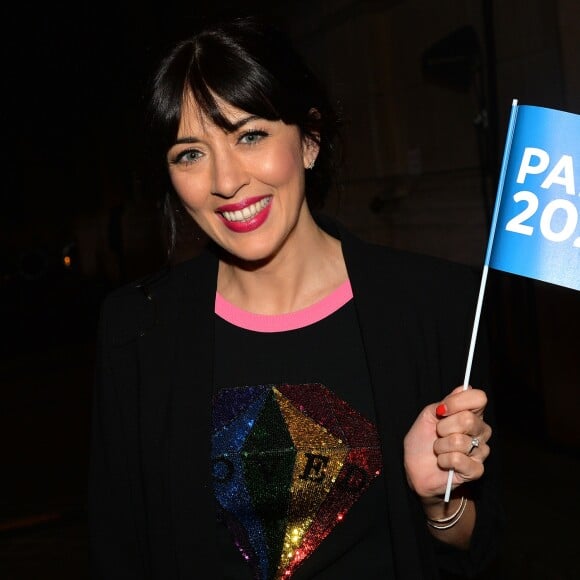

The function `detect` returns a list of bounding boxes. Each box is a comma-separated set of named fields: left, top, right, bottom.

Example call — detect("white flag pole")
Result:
left=443, top=265, right=489, bottom=502
left=443, top=98, right=520, bottom=502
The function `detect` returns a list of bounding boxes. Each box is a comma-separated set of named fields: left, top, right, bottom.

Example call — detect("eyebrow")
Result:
left=173, top=115, right=261, bottom=145
left=229, top=115, right=261, bottom=131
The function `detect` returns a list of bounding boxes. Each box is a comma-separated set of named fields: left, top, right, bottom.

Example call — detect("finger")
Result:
left=433, top=431, right=491, bottom=460
left=435, top=450, right=487, bottom=481
left=436, top=411, right=486, bottom=438
left=436, top=387, right=487, bottom=417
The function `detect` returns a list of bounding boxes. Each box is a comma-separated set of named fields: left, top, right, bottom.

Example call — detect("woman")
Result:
left=89, top=15, right=503, bottom=580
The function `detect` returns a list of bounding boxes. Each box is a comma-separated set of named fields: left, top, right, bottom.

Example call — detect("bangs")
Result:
left=185, top=34, right=288, bottom=131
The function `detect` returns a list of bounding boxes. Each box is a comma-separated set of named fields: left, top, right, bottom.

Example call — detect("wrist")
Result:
left=422, top=495, right=464, bottom=522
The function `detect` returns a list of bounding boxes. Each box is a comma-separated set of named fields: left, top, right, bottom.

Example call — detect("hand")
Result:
left=403, top=385, right=491, bottom=500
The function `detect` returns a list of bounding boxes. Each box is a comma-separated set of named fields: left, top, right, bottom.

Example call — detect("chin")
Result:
left=221, top=243, right=280, bottom=266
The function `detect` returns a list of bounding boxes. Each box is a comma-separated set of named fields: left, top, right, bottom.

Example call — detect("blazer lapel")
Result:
left=169, top=251, right=219, bottom=577
left=136, top=249, right=219, bottom=577
left=339, top=225, right=435, bottom=579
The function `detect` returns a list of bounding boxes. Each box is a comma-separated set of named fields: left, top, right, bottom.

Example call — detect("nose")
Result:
left=211, top=147, right=249, bottom=199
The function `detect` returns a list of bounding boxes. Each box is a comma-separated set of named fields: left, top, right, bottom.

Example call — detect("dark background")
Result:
left=1, top=1, right=579, bottom=579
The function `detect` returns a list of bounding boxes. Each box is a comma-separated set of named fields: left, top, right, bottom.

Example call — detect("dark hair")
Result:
left=143, top=15, right=342, bottom=258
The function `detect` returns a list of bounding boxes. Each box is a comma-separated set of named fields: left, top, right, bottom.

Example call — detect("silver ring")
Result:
left=468, top=437, right=480, bottom=455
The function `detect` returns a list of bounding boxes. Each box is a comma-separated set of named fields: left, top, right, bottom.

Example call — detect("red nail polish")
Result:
left=436, top=404, right=447, bottom=417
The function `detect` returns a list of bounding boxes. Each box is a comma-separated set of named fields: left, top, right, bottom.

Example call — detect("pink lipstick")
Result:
left=217, top=195, right=272, bottom=233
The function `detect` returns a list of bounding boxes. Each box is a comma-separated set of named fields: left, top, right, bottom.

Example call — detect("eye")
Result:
left=238, top=129, right=268, bottom=145
left=170, top=148, right=203, bottom=166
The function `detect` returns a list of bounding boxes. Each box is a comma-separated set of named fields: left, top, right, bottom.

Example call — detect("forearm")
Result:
left=421, top=492, right=475, bottom=550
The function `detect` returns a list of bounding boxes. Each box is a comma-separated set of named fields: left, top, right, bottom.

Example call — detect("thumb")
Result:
left=435, top=385, right=471, bottom=417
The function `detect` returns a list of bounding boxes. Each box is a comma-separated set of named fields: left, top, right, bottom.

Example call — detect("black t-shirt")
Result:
left=213, top=291, right=395, bottom=579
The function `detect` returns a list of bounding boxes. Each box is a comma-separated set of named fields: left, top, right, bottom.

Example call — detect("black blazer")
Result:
left=89, top=216, right=503, bottom=579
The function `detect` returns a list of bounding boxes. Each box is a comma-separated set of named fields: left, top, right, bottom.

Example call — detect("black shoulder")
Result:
left=97, top=265, right=173, bottom=346
left=98, top=251, right=216, bottom=346
left=102, top=265, right=170, bottom=308
left=344, top=226, right=479, bottom=290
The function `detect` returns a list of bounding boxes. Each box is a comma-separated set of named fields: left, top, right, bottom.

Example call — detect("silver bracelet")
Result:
left=426, top=496, right=467, bottom=530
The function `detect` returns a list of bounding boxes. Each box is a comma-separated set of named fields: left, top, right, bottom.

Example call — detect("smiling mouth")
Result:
left=220, top=197, right=272, bottom=222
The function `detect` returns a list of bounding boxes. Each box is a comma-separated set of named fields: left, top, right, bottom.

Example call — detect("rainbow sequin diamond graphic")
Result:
left=212, top=383, right=382, bottom=579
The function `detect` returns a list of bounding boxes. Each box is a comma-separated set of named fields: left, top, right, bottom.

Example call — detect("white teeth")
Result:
left=222, top=197, right=271, bottom=222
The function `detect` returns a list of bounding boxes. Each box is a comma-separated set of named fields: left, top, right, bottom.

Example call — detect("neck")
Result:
left=217, top=216, right=347, bottom=315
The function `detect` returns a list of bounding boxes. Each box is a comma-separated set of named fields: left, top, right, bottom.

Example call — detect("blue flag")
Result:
left=486, top=101, right=580, bottom=291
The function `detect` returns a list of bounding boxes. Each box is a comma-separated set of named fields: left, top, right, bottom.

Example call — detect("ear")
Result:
left=303, top=136, right=320, bottom=170
left=302, top=107, right=321, bottom=170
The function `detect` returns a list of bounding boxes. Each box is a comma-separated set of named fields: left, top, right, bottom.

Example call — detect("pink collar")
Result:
left=215, top=279, right=353, bottom=333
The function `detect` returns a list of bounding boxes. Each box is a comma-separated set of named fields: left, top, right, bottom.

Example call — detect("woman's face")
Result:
left=167, top=94, right=318, bottom=263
